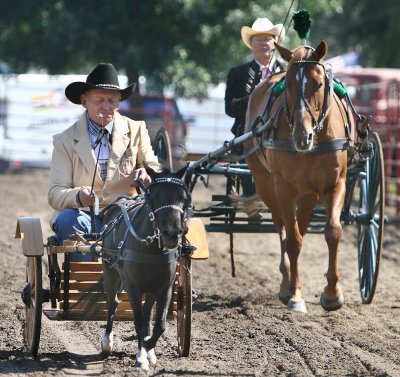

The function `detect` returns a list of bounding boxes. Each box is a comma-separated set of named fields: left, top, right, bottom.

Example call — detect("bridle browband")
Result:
left=284, top=48, right=334, bottom=133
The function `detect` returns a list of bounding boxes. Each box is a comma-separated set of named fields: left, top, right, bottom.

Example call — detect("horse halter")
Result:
left=285, top=47, right=334, bottom=132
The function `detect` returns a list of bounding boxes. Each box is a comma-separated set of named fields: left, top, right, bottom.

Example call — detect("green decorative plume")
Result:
left=292, top=9, right=311, bottom=40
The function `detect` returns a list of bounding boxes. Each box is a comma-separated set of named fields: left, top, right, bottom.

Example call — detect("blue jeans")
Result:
left=53, top=209, right=103, bottom=262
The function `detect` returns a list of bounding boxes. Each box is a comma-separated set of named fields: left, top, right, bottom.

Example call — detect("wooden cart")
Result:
left=16, top=213, right=208, bottom=358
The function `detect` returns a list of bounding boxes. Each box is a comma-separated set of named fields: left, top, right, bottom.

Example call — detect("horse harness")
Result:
left=284, top=49, right=334, bottom=133
left=251, top=47, right=352, bottom=156
left=94, top=177, right=193, bottom=266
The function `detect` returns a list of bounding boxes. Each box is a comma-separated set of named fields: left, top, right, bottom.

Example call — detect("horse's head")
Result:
left=275, top=40, right=329, bottom=152
left=145, top=165, right=192, bottom=250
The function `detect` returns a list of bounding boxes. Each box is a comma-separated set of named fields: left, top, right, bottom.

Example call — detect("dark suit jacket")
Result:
left=225, top=59, right=284, bottom=136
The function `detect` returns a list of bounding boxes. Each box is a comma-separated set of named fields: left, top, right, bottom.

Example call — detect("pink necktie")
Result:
left=260, top=65, right=271, bottom=80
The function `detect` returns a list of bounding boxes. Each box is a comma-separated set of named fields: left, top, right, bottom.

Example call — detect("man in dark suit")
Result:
left=225, top=17, right=286, bottom=138
left=224, top=17, right=286, bottom=204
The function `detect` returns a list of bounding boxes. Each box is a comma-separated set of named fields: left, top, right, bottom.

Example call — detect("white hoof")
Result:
left=144, top=336, right=157, bottom=365
left=135, top=349, right=149, bottom=371
left=287, top=299, right=307, bottom=313
left=147, top=348, right=157, bottom=365
left=101, top=330, right=114, bottom=355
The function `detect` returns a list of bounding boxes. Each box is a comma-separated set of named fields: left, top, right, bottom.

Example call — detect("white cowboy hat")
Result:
left=241, top=18, right=285, bottom=48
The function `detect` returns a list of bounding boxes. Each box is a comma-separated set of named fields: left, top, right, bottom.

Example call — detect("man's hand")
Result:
left=132, top=167, right=152, bottom=187
left=77, top=187, right=95, bottom=207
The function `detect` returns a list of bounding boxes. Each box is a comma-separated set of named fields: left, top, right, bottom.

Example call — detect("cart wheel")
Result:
left=154, top=127, right=173, bottom=171
left=177, top=256, right=192, bottom=357
left=23, top=256, right=43, bottom=357
left=357, top=132, right=385, bottom=304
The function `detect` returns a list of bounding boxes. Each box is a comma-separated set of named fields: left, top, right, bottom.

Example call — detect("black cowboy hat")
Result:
left=65, top=63, right=136, bottom=104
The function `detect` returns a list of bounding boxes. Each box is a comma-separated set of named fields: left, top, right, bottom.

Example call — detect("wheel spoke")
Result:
left=360, top=179, right=368, bottom=208
left=371, top=200, right=380, bottom=216
left=369, top=224, right=378, bottom=253
left=370, top=218, right=379, bottom=230
left=358, top=224, right=367, bottom=243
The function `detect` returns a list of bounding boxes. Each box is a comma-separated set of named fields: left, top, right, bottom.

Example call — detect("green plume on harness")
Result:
left=333, top=80, right=347, bottom=98
left=272, top=78, right=347, bottom=98
left=273, top=79, right=286, bottom=96
left=292, top=9, right=311, bottom=40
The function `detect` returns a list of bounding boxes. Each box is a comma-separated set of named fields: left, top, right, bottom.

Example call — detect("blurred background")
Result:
left=0, top=0, right=399, bottom=212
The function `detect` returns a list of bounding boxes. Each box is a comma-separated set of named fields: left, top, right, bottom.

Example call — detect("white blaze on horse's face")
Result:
left=297, top=67, right=308, bottom=127
left=292, top=64, right=315, bottom=152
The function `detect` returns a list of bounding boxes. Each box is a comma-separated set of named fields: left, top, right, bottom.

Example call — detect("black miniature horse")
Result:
left=99, top=166, right=191, bottom=370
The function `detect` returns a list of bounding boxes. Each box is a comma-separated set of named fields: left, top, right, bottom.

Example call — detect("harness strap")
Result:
left=120, top=247, right=179, bottom=264
left=118, top=202, right=148, bottom=244
left=316, top=68, right=334, bottom=131
left=251, top=87, right=276, bottom=133
left=263, top=137, right=350, bottom=155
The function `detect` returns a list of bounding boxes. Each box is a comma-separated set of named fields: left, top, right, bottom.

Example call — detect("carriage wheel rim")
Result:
left=177, top=258, right=192, bottom=356
left=357, top=133, right=384, bottom=303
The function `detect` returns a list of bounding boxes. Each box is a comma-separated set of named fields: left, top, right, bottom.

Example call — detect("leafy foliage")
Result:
left=1, top=0, right=398, bottom=95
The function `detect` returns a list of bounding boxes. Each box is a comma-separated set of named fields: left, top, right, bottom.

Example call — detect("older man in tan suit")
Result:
left=48, top=63, right=161, bottom=261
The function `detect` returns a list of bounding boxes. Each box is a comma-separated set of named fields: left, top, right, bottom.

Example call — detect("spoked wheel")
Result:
left=176, top=256, right=192, bottom=357
left=357, top=132, right=385, bottom=304
left=154, top=127, right=173, bottom=171
left=22, top=256, right=43, bottom=357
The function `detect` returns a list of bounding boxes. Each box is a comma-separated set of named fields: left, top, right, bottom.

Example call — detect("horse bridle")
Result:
left=285, top=48, right=334, bottom=132
left=113, top=176, right=192, bottom=248
left=145, top=176, right=192, bottom=223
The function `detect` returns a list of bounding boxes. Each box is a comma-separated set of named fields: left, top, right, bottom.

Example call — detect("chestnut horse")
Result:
left=245, top=41, right=353, bottom=313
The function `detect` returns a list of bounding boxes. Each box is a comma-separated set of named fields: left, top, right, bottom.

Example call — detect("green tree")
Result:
left=331, top=0, right=400, bottom=68
left=0, top=0, right=361, bottom=96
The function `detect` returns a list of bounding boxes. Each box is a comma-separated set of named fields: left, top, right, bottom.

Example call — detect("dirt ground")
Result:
left=0, top=169, right=399, bottom=377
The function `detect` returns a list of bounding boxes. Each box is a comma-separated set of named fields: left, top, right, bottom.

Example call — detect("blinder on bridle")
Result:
left=285, top=46, right=334, bottom=132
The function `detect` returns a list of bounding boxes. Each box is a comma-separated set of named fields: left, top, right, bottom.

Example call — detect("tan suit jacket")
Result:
left=48, top=111, right=161, bottom=213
